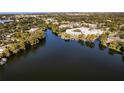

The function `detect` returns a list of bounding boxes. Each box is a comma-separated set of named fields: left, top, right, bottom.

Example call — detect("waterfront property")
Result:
left=0, top=27, right=45, bottom=64
left=0, top=30, right=124, bottom=80
left=65, top=29, right=82, bottom=36
left=59, top=27, right=104, bottom=41
left=0, top=13, right=124, bottom=81
left=65, top=27, right=103, bottom=36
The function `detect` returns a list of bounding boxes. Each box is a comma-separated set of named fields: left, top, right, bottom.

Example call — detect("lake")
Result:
left=0, top=29, right=124, bottom=81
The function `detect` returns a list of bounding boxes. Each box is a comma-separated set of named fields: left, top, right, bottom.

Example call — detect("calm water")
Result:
left=0, top=29, right=124, bottom=81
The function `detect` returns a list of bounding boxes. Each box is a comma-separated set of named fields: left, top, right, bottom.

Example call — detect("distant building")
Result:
left=65, top=27, right=103, bottom=36
left=0, top=20, right=13, bottom=24
left=28, top=27, right=38, bottom=33
left=66, top=29, right=82, bottom=36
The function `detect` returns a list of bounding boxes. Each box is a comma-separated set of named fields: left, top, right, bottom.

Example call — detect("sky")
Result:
left=0, top=0, right=124, bottom=12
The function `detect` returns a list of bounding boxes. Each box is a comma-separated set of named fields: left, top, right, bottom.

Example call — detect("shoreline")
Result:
left=0, top=29, right=45, bottom=65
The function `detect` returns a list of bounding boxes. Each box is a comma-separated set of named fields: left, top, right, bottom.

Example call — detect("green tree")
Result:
left=109, top=41, right=121, bottom=52
left=2, top=48, right=10, bottom=57
left=7, top=43, right=18, bottom=54
left=18, top=40, right=26, bottom=50
left=100, top=33, right=108, bottom=46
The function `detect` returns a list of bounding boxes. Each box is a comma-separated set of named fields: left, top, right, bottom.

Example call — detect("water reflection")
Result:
left=6, top=38, right=46, bottom=65
left=0, top=38, right=46, bottom=80
left=78, top=41, right=85, bottom=46
left=122, top=56, right=124, bottom=62
left=99, top=44, right=107, bottom=50
left=0, top=30, right=124, bottom=66
left=0, top=30, right=124, bottom=80
left=78, top=40, right=124, bottom=62
left=85, top=41, right=95, bottom=48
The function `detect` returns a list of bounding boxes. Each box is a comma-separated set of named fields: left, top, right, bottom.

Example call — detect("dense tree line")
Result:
left=0, top=29, right=44, bottom=59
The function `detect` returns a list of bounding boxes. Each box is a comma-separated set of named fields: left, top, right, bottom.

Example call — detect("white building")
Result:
left=65, top=27, right=103, bottom=36
left=28, top=27, right=38, bottom=33
left=66, top=29, right=82, bottom=36
left=0, top=47, right=6, bottom=53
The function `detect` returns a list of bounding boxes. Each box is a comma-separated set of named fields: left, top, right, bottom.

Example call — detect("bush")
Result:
left=108, top=41, right=121, bottom=52
left=100, top=33, right=108, bottom=46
